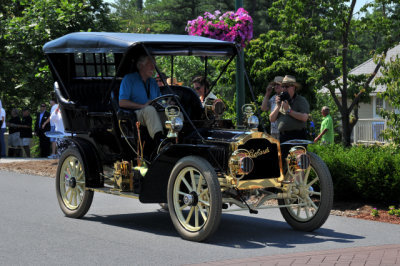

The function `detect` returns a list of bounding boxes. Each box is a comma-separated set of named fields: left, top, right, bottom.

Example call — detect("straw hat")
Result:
left=282, top=75, right=301, bottom=89
left=268, top=76, right=284, bottom=86
left=167, top=77, right=183, bottom=86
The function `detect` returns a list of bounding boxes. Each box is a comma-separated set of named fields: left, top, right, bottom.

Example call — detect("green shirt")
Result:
left=320, top=114, right=334, bottom=144
left=277, top=94, right=310, bottom=132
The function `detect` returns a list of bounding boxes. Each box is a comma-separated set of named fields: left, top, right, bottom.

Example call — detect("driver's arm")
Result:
left=119, top=99, right=148, bottom=110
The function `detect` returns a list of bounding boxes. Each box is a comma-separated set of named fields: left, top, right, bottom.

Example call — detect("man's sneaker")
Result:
left=48, top=154, right=57, bottom=159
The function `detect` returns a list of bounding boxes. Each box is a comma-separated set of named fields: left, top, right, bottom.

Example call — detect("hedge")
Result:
left=307, top=144, right=400, bottom=204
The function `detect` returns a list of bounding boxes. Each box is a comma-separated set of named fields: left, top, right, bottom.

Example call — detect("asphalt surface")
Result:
left=1, top=169, right=399, bottom=265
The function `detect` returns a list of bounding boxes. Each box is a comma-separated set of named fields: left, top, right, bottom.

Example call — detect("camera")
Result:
left=279, top=91, right=290, bottom=102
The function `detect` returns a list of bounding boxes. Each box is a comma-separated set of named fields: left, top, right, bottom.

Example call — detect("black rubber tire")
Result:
left=278, top=152, right=333, bottom=231
left=55, top=147, right=94, bottom=218
left=167, top=155, right=222, bottom=242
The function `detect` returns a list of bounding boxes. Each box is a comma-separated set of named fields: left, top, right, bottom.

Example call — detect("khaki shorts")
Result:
left=21, top=138, right=32, bottom=146
left=8, top=132, right=22, bottom=147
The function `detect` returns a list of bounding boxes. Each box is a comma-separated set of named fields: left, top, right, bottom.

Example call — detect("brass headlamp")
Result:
left=242, top=104, right=259, bottom=131
left=164, top=106, right=183, bottom=138
left=228, top=149, right=255, bottom=180
left=205, top=98, right=225, bottom=119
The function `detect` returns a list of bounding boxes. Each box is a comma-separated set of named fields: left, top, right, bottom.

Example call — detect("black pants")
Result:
left=279, top=128, right=308, bottom=159
left=38, top=131, right=50, bottom=157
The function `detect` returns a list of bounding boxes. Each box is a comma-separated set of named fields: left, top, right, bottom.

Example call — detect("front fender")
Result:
left=139, top=144, right=226, bottom=203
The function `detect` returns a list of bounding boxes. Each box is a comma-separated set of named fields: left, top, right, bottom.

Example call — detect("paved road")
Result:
left=1, top=170, right=399, bottom=265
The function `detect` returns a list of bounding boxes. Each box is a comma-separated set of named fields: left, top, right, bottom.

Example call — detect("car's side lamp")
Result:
left=205, top=98, right=225, bottom=119
left=242, top=104, right=259, bottom=131
left=165, top=106, right=183, bottom=138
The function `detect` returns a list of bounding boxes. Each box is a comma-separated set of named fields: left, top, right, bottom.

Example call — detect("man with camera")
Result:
left=261, top=76, right=283, bottom=139
left=269, top=75, right=309, bottom=144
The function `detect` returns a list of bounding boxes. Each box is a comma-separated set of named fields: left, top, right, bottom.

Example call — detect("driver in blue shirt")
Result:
left=119, top=55, right=164, bottom=144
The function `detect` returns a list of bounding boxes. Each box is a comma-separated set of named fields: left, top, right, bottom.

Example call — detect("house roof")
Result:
left=320, top=43, right=400, bottom=95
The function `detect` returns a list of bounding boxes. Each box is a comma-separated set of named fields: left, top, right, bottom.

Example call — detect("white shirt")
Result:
left=0, top=108, right=6, bottom=129
left=202, top=92, right=217, bottom=107
left=49, top=104, right=58, bottom=126
left=50, top=108, right=64, bottom=134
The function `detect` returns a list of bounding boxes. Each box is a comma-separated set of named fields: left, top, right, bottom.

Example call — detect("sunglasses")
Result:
left=194, top=86, right=202, bottom=91
left=281, top=85, right=294, bottom=89
left=41, top=105, right=46, bottom=107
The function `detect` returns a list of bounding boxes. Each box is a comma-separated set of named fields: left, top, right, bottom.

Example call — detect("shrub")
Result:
left=308, top=144, right=400, bottom=204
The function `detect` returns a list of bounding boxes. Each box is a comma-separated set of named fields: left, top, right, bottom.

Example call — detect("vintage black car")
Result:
left=43, top=32, right=333, bottom=242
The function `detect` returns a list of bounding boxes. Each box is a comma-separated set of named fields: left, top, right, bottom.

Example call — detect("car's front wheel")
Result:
left=56, top=147, right=93, bottom=218
left=167, top=156, right=221, bottom=242
left=278, top=152, right=333, bottom=231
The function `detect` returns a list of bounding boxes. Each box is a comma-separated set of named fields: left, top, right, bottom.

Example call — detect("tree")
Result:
left=375, top=56, right=400, bottom=144
left=1, top=0, right=117, bottom=113
left=242, top=0, right=400, bottom=146
left=112, top=0, right=276, bottom=36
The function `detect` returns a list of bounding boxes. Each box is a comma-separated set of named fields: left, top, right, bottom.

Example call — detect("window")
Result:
left=74, top=53, right=116, bottom=77
left=376, top=97, right=383, bottom=115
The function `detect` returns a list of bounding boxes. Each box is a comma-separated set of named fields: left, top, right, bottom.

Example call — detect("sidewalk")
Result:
left=0, top=157, right=51, bottom=163
left=191, top=244, right=400, bottom=265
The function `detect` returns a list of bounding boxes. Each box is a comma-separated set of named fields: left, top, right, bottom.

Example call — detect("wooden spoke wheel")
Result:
left=56, top=147, right=93, bottom=218
left=278, top=152, right=333, bottom=231
left=167, top=156, right=221, bottom=242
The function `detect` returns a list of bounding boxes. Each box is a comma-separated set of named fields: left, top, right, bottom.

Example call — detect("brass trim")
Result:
left=237, top=178, right=281, bottom=190
left=229, top=131, right=285, bottom=182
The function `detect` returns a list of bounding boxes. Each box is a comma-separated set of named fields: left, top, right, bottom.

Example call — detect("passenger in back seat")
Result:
left=119, top=55, right=164, bottom=146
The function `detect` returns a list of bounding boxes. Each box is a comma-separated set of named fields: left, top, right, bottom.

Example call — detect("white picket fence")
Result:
left=352, top=119, right=387, bottom=144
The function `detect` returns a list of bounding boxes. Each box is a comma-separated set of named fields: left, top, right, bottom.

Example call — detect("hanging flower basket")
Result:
left=186, top=8, right=253, bottom=48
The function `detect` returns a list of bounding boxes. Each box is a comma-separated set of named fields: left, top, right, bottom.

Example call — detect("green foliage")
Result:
left=239, top=0, right=400, bottom=146
left=388, top=206, right=400, bottom=217
left=30, top=136, right=41, bottom=158
left=375, top=56, right=400, bottom=144
left=155, top=55, right=238, bottom=122
left=308, top=144, right=400, bottom=204
left=370, top=208, right=379, bottom=217
left=112, top=0, right=275, bottom=36
left=155, top=56, right=207, bottom=86
left=0, top=0, right=117, bottom=114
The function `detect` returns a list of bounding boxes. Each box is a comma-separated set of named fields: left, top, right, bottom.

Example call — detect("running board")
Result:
left=86, top=187, right=139, bottom=199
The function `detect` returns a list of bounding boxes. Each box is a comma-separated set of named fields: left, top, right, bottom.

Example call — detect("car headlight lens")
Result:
left=170, top=117, right=183, bottom=132
left=247, top=115, right=259, bottom=129
left=229, top=149, right=254, bottom=180
left=239, top=156, right=254, bottom=175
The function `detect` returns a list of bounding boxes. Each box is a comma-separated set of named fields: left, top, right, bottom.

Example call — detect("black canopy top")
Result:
left=43, top=32, right=237, bottom=56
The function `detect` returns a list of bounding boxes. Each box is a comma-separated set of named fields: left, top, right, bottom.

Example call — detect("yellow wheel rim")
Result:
left=173, top=167, right=210, bottom=232
left=59, top=155, right=86, bottom=210
left=284, top=166, right=321, bottom=221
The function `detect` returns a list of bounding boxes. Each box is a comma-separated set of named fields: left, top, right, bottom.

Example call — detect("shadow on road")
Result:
left=84, top=211, right=364, bottom=248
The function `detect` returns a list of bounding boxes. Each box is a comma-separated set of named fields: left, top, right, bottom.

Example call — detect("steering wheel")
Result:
left=149, top=94, right=179, bottom=112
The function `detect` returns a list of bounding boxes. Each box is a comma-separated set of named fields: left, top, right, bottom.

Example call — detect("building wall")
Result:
left=357, top=101, right=374, bottom=119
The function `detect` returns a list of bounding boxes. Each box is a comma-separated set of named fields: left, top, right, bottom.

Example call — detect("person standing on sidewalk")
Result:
left=314, top=106, right=334, bottom=144
left=7, top=108, right=23, bottom=157
left=49, top=105, right=65, bottom=157
left=34, top=103, right=51, bottom=157
left=261, top=76, right=284, bottom=139
left=20, top=108, right=33, bottom=158
left=41, top=98, right=58, bottom=158
left=0, top=99, right=6, bottom=158
left=269, top=75, right=309, bottom=158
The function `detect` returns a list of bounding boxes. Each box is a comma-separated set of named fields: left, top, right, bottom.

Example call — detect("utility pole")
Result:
left=235, top=0, right=245, bottom=126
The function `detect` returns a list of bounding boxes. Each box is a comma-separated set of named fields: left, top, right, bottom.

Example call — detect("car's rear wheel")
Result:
left=56, top=147, right=93, bottom=218
left=167, top=156, right=221, bottom=242
left=278, top=152, right=333, bottom=231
